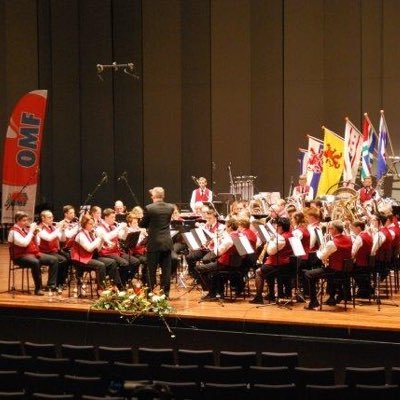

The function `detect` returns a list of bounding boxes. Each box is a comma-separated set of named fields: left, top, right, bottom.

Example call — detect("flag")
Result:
left=317, top=127, right=345, bottom=196
left=2, top=90, right=48, bottom=223
left=343, top=118, right=363, bottom=185
left=377, top=112, right=388, bottom=180
left=305, top=135, right=323, bottom=196
left=361, top=114, right=377, bottom=179
left=298, top=148, right=308, bottom=176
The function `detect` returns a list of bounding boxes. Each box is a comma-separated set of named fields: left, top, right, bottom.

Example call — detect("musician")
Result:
left=96, top=208, right=138, bottom=287
left=60, top=205, right=79, bottom=249
left=71, top=214, right=120, bottom=292
left=190, top=177, right=213, bottom=212
left=89, top=206, right=102, bottom=227
left=38, top=210, right=69, bottom=289
left=195, top=218, right=240, bottom=300
left=293, top=175, right=314, bottom=202
left=358, top=176, right=380, bottom=204
left=350, top=220, right=374, bottom=298
left=139, top=187, right=175, bottom=297
left=371, top=214, right=393, bottom=280
left=305, top=208, right=323, bottom=269
left=304, top=220, right=352, bottom=309
left=114, top=200, right=126, bottom=215
left=8, top=211, right=59, bottom=295
left=249, top=217, right=294, bottom=304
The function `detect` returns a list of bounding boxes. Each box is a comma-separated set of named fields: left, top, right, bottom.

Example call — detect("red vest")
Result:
left=218, top=231, right=240, bottom=266
left=242, top=228, right=257, bottom=250
left=38, top=224, right=60, bottom=254
left=9, top=226, right=40, bottom=260
left=359, top=187, right=376, bottom=203
left=71, top=230, right=96, bottom=264
left=266, top=231, right=293, bottom=266
left=354, top=231, right=373, bottom=267
left=298, top=226, right=310, bottom=260
left=295, top=185, right=310, bottom=195
left=328, top=234, right=352, bottom=271
left=194, top=188, right=211, bottom=202
left=98, top=222, right=120, bottom=256
left=376, top=227, right=393, bottom=262
left=389, top=223, right=400, bottom=251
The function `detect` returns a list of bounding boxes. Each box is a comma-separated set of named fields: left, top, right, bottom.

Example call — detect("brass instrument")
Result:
left=331, top=187, right=358, bottom=222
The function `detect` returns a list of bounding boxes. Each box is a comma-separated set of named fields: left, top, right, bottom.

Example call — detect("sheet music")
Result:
left=289, top=236, right=306, bottom=257
left=194, top=228, right=208, bottom=246
left=257, top=225, right=271, bottom=242
left=240, top=236, right=255, bottom=254
left=170, top=230, right=179, bottom=238
left=266, top=221, right=277, bottom=236
left=182, top=232, right=201, bottom=251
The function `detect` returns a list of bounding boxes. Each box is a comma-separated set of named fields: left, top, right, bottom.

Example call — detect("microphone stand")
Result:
left=83, top=173, right=108, bottom=206
left=119, top=173, right=140, bottom=207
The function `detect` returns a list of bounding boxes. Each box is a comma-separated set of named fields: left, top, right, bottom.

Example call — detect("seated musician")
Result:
left=71, top=214, right=120, bottom=292
left=292, top=175, right=314, bottom=202
left=190, top=177, right=213, bottom=212
left=249, top=217, right=294, bottom=304
left=38, top=210, right=69, bottom=290
left=304, top=220, right=352, bottom=310
left=114, top=200, right=127, bottom=223
left=358, top=176, right=380, bottom=204
left=89, top=205, right=103, bottom=227
left=350, top=220, right=373, bottom=298
left=96, top=208, right=139, bottom=287
left=195, top=219, right=240, bottom=300
left=60, top=205, right=79, bottom=249
left=8, top=211, right=59, bottom=295
left=306, top=208, right=323, bottom=269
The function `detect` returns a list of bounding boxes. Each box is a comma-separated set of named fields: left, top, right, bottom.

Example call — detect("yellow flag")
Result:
left=317, top=127, right=345, bottom=196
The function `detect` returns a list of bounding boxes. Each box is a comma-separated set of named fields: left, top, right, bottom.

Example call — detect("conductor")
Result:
left=140, top=187, right=174, bottom=298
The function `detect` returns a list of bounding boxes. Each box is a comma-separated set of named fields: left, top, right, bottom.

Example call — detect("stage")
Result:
left=1, top=243, right=400, bottom=374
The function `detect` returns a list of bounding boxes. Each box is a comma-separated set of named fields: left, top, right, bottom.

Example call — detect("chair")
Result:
left=345, top=367, right=386, bottom=387
left=319, top=259, right=355, bottom=310
left=70, top=260, right=98, bottom=299
left=0, top=370, right=23, bottom=391
left=251, top=383, right=297, bottom=400
left=0, top=354, right=34, bottom=372
left=202, top=365, right=245, bottom=384
left=390, top=366, right=400, bottom=385
left=159, top=364, right=200, bottom=384
left=73, top=359, right=111, bottom=379
left=248, top=366, right=291, bottom=385
left=0, top=392, right=26, bottom=399
left=153, top=381, right=201, bottom=400
left=137, top=347, right=175, bottom=367
left=63, top=375, right=107, bottom=397
left=0, top=340, right=23, bottom=355
left=219, top=350, right=257, bottom=369
left=261, top=352, right=299, bottom=370
left=203, top=382, right=248, bottom=400
left=217, top=269, right=249, bottom=300
left=81, top=397, right=125, bottom=400
left=60, top=344, right=97, bottom=360
left=354, top=384, right=398, bottom=400
left=306, top=384, right=350, bottom=400
left=35, top=356, right=72, bottom=375
left=24, top=342, right=58, bottom=358
left=32, top=395, right=74, bottom=399
left=8, top=248, right=32, bottom=294
left=295, top=367, right=335, bottom=387
left=177, top=349, right=215, bottom=366
left=112, top=362, right=152, bottom=382
left=97, top=346, right=133, bottom=363
left=23, top=371, right=64, bottom=395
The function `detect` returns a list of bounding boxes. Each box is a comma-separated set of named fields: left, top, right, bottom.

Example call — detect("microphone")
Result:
left=191, top=176, right=198, bottom=185
left=117, top=171, right=127, bottom=182
left=101, top=171, right=108, bottom=183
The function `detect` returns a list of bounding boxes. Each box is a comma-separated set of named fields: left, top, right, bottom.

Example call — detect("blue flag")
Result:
left=377, top=113, right=388, bottom=180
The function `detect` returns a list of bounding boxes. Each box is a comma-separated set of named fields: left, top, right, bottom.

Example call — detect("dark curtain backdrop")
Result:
left=0, top=0, right=399, bottom=217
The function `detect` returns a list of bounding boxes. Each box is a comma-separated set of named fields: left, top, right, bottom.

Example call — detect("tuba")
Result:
left=330, top=187, right=358, bottom=222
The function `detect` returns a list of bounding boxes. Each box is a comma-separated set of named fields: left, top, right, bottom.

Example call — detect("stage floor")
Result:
left=1, top=245, right=400, bottom=340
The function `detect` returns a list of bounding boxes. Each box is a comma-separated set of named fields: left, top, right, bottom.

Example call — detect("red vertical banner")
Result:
left=1, top=90, right=48, bottom=223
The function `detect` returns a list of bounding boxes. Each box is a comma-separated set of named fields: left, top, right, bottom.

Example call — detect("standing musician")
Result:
left=190, top=177, right=213, bottom=212
left=249, top=217, right=294, bottom=304
left=350, top=220, right=374, bottom=298
left=96, top=208, right=139, bottom=287
left=71, top=214, right=120, bottom=292
left=139, top=187, right=175, bottom=298
left=8, top=211, right=59, bottom=295
left=304, top=220, right=352, bottom=310
left=358, top=176, right=380, bottom=204
left=293, top=175, right=314, bottom=202
left=38, top=210, right=69, bottom=290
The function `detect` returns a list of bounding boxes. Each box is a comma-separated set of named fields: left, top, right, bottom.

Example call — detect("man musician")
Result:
left=358, top=176, right=380, bottom=204
left=292, top=175, right=314, bottom=202
left=190, top=177, right=213, bottom=212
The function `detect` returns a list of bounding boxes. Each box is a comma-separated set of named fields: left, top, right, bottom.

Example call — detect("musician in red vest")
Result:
left=249, top=217, right=294, bottom=304
left=8, top=211, right=59, bottom=295
left=292, top=175, right=314, bottom=202
left=190, top=177, right=213, bottom=212
left=350, top=220, right=373, bottom=298
left=358, top=176, right=380, bottom=204
left=304, top=220, right=352, bottom=309
left=38, top=210, right=69, bottom=290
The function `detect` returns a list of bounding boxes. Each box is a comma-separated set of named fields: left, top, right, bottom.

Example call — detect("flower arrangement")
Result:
left=91, top=285, right=174, bottom=318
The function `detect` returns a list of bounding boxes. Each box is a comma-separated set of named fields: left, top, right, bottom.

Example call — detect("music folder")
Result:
left=191, top=228, right=208, bottom=247
left=125, top=231, right=141, bottom=249
left=232, top=235, right=255, bottom=256
left=254, top=224, right=271, bottom=243
left=288, top=236, right=306, bottom=257
left=182, top=232, right=201, bottom=251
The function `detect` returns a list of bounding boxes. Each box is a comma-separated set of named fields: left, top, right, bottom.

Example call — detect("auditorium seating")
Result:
left=0, top=340, right=398, bottom=399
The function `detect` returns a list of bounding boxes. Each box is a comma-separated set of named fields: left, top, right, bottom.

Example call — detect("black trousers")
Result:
left=146, top=250, right=172, bottom=296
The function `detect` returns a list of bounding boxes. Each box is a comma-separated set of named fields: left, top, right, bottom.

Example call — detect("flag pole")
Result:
left=364, top=112, right=379, bottom=157
left=345, top=117, right=362, bottom=134
left=380, top=110, right=395, bottom=157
